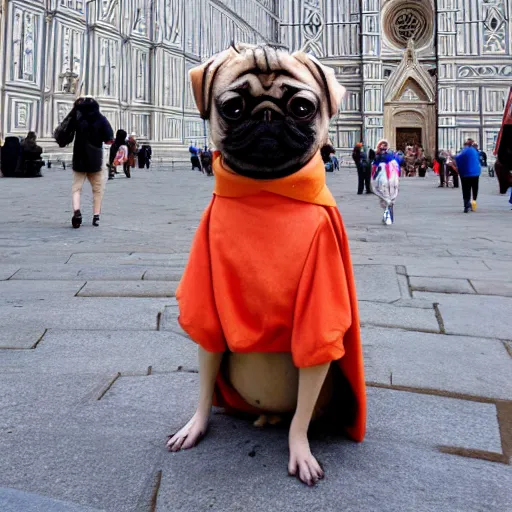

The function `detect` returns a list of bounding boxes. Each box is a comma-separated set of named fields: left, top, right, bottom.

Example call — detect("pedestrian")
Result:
left=124, top=134, right=138, bottom=178
left=404, top=144, right=416, bottom=177
left=54, top=96, right=114, bottom=228
left=200, top=145, right=213, bottom=176
left=371, top=139, right=400, bottom=225
left=189, top=142, right=201, bottom=171
left=108, top=129, right=128, bottom=180
left=17, top=132, right=44, bottom=177
left=474, top=143, right=488, bottom=168
left=321, top=141, right=336, bottom=172
left=138, top=144, right=152, bottom=169
left=446, top=151, right=459, bottom=188
left=455, top=139, right=481, bottom=213
left=352, top=142, right=372, bottom=194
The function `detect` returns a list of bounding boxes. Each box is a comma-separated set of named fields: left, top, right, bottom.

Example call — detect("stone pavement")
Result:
left=0, top=166, right=511, bottom=512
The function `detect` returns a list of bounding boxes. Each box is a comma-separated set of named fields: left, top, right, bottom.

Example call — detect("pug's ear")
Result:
left=189, top=47, right=239, bottom=119
left=291, top=52, right=345, bottom=118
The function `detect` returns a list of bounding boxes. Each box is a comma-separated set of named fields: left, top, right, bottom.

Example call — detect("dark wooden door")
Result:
left=396, top=128, right=422, bottom=152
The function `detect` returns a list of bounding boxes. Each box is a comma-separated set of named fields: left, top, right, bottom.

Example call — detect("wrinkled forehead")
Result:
left=211, top=50, right=321, bottom=99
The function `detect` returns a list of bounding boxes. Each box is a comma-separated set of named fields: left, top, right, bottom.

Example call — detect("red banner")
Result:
left=495, top=86, right=512, bottom=156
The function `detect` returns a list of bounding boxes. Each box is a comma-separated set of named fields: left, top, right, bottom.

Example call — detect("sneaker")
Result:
left=92, top=215, right=100, bottom=227
left=464, top=207, right=470, bottom=213
left=471, top=200, right=477, bottom=211
left=383, top=207, right=392, bottom=225
left=72, top=209, right=82, bottom=229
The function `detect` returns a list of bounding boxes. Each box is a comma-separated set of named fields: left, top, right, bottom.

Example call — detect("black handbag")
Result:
left=54, top=109, right=76, bottom=148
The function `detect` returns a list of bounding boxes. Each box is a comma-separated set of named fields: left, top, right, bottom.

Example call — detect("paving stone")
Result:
left=0, top=373, right=112, bottom=427
left=405, top=261, right=510, bottom=281
left=0, top=488, right=104, bottom=512
left=0, top=280, right=85, bottom=301
left=412, top=292, right=512, bottom=340
left=10, top=265, right=153, bottom=281
left=1, top=159, right=511, bottom=512
left=0, top=297, right=169, bottom=331
left=362, top=327, right=512, bottom=399
left=358, top=301, right=440, bottom=332
left=143, top=268, right=184, bottom=281
left=156, top=426, right=511, bottom=512
left=396, top=273, right=412, bottom=298
left=0, top=425, right=160, bottom=512
left=0, top=330, right=198, bottom=375
left=77, top=281, right=178, bottom=297
left=0, top=328, right=46, bottom=349
left=0, top=266, right=19, bottom=280
left=353, top=265, right=401, bottom=302
left=410, top=276, right=475, bottom=294
left=68, top=252, right=189, bottom=266
left=103, top=372, right=503, bottom=455
left=367, top=387, right=502, bottom=453
left=471, top=280, right=512, bottom=298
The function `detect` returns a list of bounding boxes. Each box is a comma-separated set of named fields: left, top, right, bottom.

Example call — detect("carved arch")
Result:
left=384, top=41, right=435, bottom=104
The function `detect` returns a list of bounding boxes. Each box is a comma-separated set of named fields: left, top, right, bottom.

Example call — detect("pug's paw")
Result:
left=288, top=426, right=324, bottom=486
left=253, top=415, right=268, bottom=428
left=166, top=411, right=209, bottom=452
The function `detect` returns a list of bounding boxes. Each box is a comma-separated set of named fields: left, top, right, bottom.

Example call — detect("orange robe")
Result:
left=176, top=152, right=366, bottom=442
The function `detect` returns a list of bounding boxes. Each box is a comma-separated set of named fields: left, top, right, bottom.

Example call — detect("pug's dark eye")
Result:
left=220, top=96, right=245, bottom=121
left=288, top=96, right=317, bottom=120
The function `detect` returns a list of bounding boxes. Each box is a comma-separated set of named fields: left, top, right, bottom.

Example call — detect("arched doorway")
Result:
left=384, top=41, right=436, bottom=157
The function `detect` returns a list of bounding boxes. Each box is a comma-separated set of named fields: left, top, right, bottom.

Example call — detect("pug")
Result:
left=166, top=44, right=365, bottom=486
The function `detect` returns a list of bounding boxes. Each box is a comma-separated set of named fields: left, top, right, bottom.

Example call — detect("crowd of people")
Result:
left=346, top=137, right=497, bottom=224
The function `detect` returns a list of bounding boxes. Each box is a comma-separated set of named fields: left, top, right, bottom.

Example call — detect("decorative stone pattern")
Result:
left=0, top=0, right=511, bottom=162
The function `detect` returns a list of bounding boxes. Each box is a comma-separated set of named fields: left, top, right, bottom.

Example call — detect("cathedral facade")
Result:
left=0, top=0, right=511, bottom=163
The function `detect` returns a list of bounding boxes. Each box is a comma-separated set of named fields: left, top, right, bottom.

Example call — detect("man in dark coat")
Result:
left=352, top=143, right=372, bottom=194
left=55, top=97, right=114, bottom=228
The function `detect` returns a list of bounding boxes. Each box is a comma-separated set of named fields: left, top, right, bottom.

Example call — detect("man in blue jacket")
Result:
left=455, top=139, right=482, bottom=213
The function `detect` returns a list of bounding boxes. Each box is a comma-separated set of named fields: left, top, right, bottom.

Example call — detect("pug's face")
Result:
left=190, top=45, right=345, bottom=179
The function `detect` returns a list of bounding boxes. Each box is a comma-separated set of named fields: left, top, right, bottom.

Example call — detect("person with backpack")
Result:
left=54, top=96, right=114, bottom=228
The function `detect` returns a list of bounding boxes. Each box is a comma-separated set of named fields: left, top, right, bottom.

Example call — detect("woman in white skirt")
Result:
left=371, top=139, right=400, bottom=225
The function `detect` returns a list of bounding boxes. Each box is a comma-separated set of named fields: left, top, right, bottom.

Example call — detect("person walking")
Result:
left=455, top=139, right=482, bottom=213
left=371, top=139, right=400, bottom=225
left=123, top=134, right=138, bottom=178
left=55, top=97, right=113, bottom=228
left=352, top=142, right=372, bottom=194
left=189, top=143, right=201, bottom=171
left=200, top=145, right=213, bottom=176
left=108, top=129, right=128, bottom=179
left=138, top=144, right=152, bottom=169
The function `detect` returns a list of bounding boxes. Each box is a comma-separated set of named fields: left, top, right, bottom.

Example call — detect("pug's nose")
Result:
left=251, top=101, right=284, bottom=121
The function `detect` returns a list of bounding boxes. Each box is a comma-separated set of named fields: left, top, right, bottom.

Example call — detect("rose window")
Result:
left=383, top=2, right=433, bottom=49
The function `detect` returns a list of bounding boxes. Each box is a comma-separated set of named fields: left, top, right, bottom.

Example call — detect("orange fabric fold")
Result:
left=213, top=151, right=337, bottom=207
left=176, top=155, right=366, bottom=442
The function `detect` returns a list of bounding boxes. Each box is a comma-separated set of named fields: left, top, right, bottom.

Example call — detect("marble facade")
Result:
left=0, top=0, right=511, bottom=162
